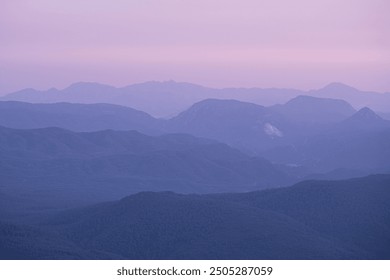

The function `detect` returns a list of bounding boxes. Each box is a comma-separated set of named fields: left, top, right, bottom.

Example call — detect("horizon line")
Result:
left=2, top=80, right=387, bottom=96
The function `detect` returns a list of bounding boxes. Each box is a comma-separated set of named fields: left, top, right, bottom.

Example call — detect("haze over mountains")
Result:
left=0, top=101, right=161, bottom=134
left=3, top=0, right=389, bottom=263
left=0, top=81, right=389, bottom=260
left=0, top=125, right=294, bottom=211
left=1, top=92, right=388, bottom=177
left=2, top=81, right=390, bottom=117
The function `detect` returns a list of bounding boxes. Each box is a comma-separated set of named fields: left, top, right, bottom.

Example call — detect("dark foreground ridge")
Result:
left=1, top=174, right=389, bottom=260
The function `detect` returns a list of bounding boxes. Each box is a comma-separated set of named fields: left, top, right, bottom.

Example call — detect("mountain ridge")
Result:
left=35, top=174, right=389, bottom=260
left=3, top=81, right=389, bottom=117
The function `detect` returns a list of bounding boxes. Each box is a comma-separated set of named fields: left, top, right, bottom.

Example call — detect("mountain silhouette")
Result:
left=341, top=107, right=390, bottom=130
left=272, top=95, right=356, bottom=123
left=0, top=101, right=161, bottom=134
left=0, top=126, right=293, bottom=208
left=212, top=174, right=390, bottom=259
left=3, top=81, right=389, bottom=117
left=7, top=174, right=382, bottom=260
left=167, top=99, right=292, bottom=154
left=313, top=82, right=390, bottom=112
left=45, top=191, right=357, bottom=259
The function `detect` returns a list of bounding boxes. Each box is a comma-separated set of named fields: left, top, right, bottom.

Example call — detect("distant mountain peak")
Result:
left=340, top=106, right=390, bottom=130
left=278, top=95, right=356, bottom=123
left=322, top=82, right=357, bottom=92
left=64, top=82, right=115, bottom=91
left=125, top=80, right=206, bottom=91
left=284, top=95, right=356, bottom=112
left=178, top=99, right=266, bottom=118
left=287, top=95, right=329, bottom=104
left=194, top=98, right=264, bottom=107
left=286, top=95, right=353, bottom=105
left=350, top=107, right=383, bottom=122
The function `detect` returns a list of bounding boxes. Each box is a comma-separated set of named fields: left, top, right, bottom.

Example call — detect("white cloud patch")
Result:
left=264, top=123, right=283, bottom=137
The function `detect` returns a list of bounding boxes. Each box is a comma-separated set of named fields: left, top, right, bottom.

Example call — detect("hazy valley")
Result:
left=0, top=82, right=389, bottom=259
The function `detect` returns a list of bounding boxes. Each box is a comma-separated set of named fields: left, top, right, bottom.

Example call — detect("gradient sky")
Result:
left=1, top=0, right=389, bottom=94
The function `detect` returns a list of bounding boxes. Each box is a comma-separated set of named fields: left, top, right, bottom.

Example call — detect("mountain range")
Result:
left=1, top=95, right=389, bottom=176
left=0, top=101, right=161, bottom=134
left=1, top=82, right=389, bottom=260
left=2, top=81, right=389, bottom=117
left=0, top=125, right=294, bottom=212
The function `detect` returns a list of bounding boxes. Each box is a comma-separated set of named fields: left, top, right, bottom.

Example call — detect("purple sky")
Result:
left=1, top=0, right=389, bottom=94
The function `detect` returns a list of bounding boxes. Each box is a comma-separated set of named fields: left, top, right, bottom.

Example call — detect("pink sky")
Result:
left=1, top=0, right=389, bottom=94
